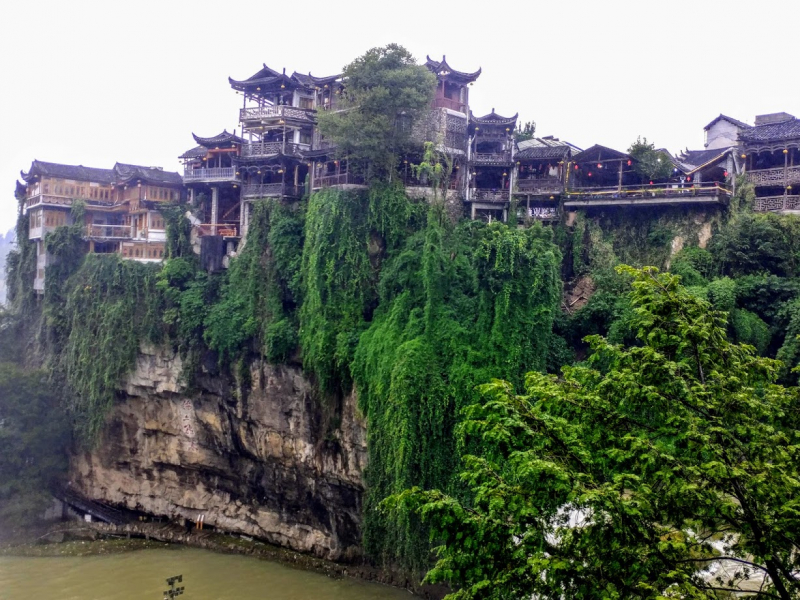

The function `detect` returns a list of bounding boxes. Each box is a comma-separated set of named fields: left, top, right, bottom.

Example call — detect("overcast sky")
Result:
left=2, top=0, right=798, bottom=235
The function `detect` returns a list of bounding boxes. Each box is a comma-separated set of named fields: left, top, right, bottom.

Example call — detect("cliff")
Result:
left=70, top=345, right=367, bottom=561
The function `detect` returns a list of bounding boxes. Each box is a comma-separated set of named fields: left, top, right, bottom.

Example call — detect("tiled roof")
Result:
left=471, top=109, right=518, bottom=127
left=571, top=144, right=629, bottom=164
left=703, top=114, right=751, bottom=131
left=179, top=145, right=207, bottom=160
left=739, top=117, right=800, bottom=143
left=677, top=148, right=730, bottom=171
left=21, top=160, right=116, bottom=184
left=114, top=163, right=182, bottom=185
left=516, top=145, right=572, bottom=160
left=192, top=130, right=243, bottom=148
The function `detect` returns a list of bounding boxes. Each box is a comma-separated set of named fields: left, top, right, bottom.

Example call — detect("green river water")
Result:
left=0, top=547, right=411, bottom=600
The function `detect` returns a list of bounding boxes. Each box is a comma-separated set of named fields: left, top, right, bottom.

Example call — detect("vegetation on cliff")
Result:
left=393, top=266, right=800, bottom=600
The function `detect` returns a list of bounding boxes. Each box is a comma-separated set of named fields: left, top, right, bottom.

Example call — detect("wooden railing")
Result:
left=472, top=152, right=512, bottom=165
left=86, top=224, right=132, bottom=240
left=472, top=189, right=510, bottom=202
left=746, top=166, right=800, bottom=186
left=183, top=167, right=237, bottom=182
left=566, top=182, right=730, bottom=201
left=516, top=178, right=563, bottom=194
left=241, top=141, right=307, bottom=157
left=754, top=195, right=800, bottom=212
left=241, top=183, right=303, bottom=198
left=313, top=173, right=364, bottom=189
left=25, top=194, right=76, bottom=209
left=239, top=105, right=312, bottom=122
left=196, top=224, right=239, bottom=237
left=433, top=96, right=466, bottom=113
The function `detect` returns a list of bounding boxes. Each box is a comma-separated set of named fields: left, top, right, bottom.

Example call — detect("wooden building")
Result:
left=739, top=113, right=800, bottom=213
left=467, top=109, right=517, bottom=221
left=514, top=137, right=581, bottom=222
left=20, top=160, right=182, bottom=291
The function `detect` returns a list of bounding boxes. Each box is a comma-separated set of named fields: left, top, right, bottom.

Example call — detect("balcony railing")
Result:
left=746, top=166, right=800, bottom=187
left=564, top=182, right=730, bottom=206
left=754, top=195, right=800, bottom=212
left=516, top=178, right=563, bottom=194
left=241, top=183, right=304, bottom=198
left=241, top=141, right=307, bottom=158
left=312, top=173, right=365, bottom=189
left=196, top=224, right=239, bottom=237
left=239, top=105, right=313, bottom=122
left=25, top=194, right=75, bottom=210
left=472, top=189, right=510, bottom=202
left=472, top=152, right=513, bottom=166
left=86, top=224, right=132, bottom=240
left=183, top=167, right=237, bottom=182
left=433, top=96, right=467, bottom=113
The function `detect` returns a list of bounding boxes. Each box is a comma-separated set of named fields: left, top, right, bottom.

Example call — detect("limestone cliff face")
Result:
left=70, top=345, right=367, bottom=561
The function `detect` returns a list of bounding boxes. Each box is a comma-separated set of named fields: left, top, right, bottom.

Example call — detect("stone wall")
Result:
left=69, top=345, right=367, bottom=561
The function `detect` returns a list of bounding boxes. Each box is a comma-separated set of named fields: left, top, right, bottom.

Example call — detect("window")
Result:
left=299, top=96, right=314, bottom=110
left=299, top=132, right=312, bottom=145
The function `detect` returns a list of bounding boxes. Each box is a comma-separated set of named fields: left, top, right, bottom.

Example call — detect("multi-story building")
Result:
left=19, top=160, right=182, bottom=291
left=740, top=113, right=800, bottom=213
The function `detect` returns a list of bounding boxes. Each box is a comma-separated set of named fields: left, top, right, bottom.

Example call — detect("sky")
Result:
left=2, top=0, right=799, bottom=235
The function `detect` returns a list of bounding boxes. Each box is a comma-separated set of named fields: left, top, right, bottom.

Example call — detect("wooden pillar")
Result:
left=211, top=186, right=219, bottom=235
left=294, top=165, right=299, bottom=187
left=617, top=160, right=623, bottom=192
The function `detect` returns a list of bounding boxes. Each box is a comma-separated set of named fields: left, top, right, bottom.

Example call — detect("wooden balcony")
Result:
left=241, top=183, right=304, bottom=198
left=240, top=141, right=307, bottom=158
left=472, top=152, right=513, bottom=166
left=312, top=173, right=365, bottom=189
left=25, top=194, right=76, bottom=211
left=433, top=97, right=467, bottom=113
left=183, top=167, right=237, bottom=183
left=516, top=178, right=563, bottom=195
left=239, top=105, right=313, bottom=123
left=746, top=166, right=800, bottom=187
left=472, top=189, right=510, bottom=203
left=86, top=224, right=132, bottom=240
left=563, top=183, right=730, bottom=208
left=754, top=195, right=800, bottom=212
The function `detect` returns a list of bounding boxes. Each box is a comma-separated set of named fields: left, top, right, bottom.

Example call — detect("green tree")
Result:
left=513, top=121, right=536, bottom=143
left=317, top=44, right=436, bottom=181
left=0, top=363, right=70, bottom=528
left=391, top=266, right=800, bottom=599
left=628, top=137, right=674, bottom=183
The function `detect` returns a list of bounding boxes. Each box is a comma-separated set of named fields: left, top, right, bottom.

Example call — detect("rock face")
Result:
left=70, top=345, right=367, bottom=561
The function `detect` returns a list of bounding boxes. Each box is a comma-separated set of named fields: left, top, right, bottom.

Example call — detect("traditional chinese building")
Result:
left=740, top=113, right=800, bottom=213
left=467, top=109, right=517, bottom=221
left=514, top=137, right=581, bottom=222
left=20, top=160, right=182, bottom=291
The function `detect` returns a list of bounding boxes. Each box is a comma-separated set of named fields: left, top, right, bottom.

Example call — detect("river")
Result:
left=0, top=547, right=412, bottom=600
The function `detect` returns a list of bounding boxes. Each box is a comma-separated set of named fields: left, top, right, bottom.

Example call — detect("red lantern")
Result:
left=723, top=171, right=728, bottom=177
left=649, top=181, right=653, bottom=185
left=686, top=176, right=692, bottom=182
left=574, top=164, right=579, bottom=170
left=597, top=163, right=602, bottom=168
left=588, top=172, right=592, bottom=177
left=627, top=160, right=632, bottom=166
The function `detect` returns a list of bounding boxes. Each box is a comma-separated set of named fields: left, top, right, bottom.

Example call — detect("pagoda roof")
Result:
left=229, top=65, right=302, bottom=93
left=516, top=145, right=573, bottom=161
left=739, top=116, right=800, bottom=144
left=292, top=72, right=342, bottom=88
left=425, top=55, right=481, bottom=84
left=21, top=160, right=116, bottom=184
left=471, top=109, right=518, bottom=127
left=191, top=130, right=243, bottom=148
left=571, top=144, right=629, bottom=164
left=179, top=145, right=207, bottom=160
left=704, top=114, right=751, bottom=131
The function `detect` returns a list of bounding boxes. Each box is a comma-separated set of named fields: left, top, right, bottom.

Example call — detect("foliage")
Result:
left=205, top=199, right=303, bottom=364
left=513, top=121, right=536, bottom=143
left=411, top=141, right=453, bottom=201
left=316, top=44, right=436, bottom=181
left=353, top=207, right=562, bottom=569
left=0, top=362, right=70, bottom=527
left=391, top=266, right=800, bottom=599
left=59, top=255, right=164, bottom=440
left=628, top=137, right=674, bottom=182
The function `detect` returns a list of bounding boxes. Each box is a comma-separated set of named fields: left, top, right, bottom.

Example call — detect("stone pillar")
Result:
left=211, top=186, right=219, bottom=235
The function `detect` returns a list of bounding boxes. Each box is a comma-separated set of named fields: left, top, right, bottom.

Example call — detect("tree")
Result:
left=0, top=362, right=70, bottom=528
left=316, top=44, right=437, bottom=181
left=390, top=266, right=800, bottom=599
left=628, top=137, right=674, bottom=183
